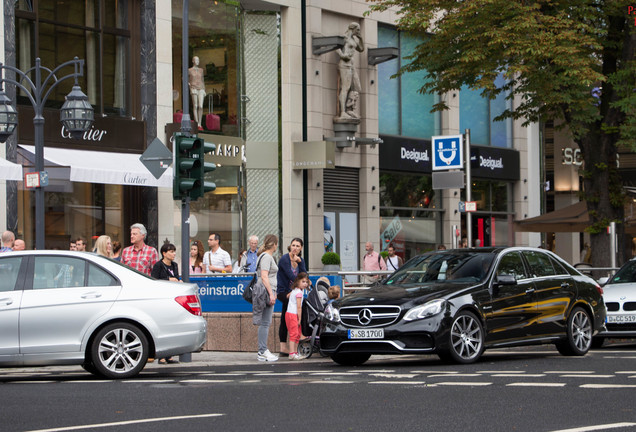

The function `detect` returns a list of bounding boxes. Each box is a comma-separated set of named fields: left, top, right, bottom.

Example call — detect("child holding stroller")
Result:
left=287, top=272, right=310, bottom=360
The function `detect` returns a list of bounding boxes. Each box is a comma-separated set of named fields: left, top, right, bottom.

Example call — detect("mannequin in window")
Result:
left=188, top=56, right=206, bottom=130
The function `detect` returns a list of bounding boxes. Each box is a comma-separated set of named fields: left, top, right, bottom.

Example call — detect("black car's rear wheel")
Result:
left=556, top=307, right=592, bottom=356
left=90, top=322, right=148, bottom=379
left=330, top=352, right=371, bottom=366
left=441, top=311, right=484, bottom=364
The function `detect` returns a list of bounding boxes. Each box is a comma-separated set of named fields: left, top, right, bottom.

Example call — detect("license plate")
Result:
left=348, top=328, right=384, bottom=339
left=606, top=314, right=636, bottom=323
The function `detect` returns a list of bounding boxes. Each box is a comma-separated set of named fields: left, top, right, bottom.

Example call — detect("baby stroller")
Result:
left=298, top=277, right=330, bottom=358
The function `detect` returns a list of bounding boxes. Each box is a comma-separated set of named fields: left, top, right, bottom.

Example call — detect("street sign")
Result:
left=458, top=201, right=466, bottom=213
left=24, top=172, right=40, bottom=188
left=465, top=201, right=477, bottom=212
left=140, top=137, right=173, bottom=179
left=432, top=134, right=463, bottom=170
left=432, top=171, right=464, bottom=189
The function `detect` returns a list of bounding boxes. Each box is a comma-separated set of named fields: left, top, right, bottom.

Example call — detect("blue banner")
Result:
left=191, top=274, right=343, bottom=312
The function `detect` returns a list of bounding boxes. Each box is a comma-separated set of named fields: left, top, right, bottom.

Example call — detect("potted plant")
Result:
left=321, top=252, right=341, bottom=272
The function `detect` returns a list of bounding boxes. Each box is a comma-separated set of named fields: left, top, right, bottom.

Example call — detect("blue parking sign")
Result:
left=432, top=135, right=463, bottom=170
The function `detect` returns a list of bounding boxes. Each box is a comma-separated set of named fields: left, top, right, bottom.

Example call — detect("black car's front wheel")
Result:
left=330, top=352, right=371, bottom=366
left=441, top=311, right=484, bottom=364
left=556, top=307, right=592, bottom=356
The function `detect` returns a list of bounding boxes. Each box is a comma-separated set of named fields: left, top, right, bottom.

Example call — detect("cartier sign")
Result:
left=18, top=106, right=146, bottom=153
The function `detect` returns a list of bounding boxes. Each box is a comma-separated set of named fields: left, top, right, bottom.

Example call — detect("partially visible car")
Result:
left=320, top=247, right=606, bottom=365
left=0, top=251, right=206, bottom=378
left=594, top=258, right=636, bottom=347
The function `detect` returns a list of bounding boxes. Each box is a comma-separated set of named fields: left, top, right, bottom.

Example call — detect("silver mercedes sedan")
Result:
left=0, top=250, right=206, bottom=378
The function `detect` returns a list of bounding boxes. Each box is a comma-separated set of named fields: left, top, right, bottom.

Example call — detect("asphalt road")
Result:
left=2, top=341, right=636, bottom=432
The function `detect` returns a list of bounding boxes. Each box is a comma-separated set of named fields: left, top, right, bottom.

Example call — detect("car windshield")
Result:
left=609, top=260, right=636, bottom=284
left=385, top=251, right=495, bottom=286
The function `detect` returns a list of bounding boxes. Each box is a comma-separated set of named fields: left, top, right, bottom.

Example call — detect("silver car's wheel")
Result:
left=444, top=311, right=484, bottom=364
left=90, top=323, right=148, bottom=379
left=556, top=307, right=592, bottom=356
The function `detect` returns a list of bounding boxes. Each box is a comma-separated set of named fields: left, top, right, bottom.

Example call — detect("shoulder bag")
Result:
left=242, top=254, right=265, bottom=303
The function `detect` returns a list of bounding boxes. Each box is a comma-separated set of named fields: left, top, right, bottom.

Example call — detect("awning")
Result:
left=514, top=201, right=589, bottom=232
left=19, top=145, right=172, bottom=188
left=0, top=157, right=23, bottom=181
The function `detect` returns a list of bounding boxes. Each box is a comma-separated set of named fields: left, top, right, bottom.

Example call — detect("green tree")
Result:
left=369, top=0, right=636, bottom=266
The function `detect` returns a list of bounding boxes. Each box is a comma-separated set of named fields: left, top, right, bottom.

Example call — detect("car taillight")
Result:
left=175, top=295, right=202, bottom=316
left=595, top=284, right=604, bottom=296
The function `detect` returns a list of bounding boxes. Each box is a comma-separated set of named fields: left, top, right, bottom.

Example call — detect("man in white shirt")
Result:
left=386, top=244, right=403, bottom=272
left=203, top=233, right=232, bottom=273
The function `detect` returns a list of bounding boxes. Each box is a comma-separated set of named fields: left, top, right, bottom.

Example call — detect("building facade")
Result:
left=1, top=0, right=541, bottom=273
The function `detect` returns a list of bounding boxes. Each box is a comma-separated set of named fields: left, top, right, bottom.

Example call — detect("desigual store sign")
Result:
left=380, top=134, right=520, bottom=181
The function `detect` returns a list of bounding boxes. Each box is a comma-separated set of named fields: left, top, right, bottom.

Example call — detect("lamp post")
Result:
left=0, top=57, right=94, bottom=250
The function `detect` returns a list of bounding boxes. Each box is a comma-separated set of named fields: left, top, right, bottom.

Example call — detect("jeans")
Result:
left=258, top=303, right=274, bottom=353
left=277, top=292, right=289, bottom=343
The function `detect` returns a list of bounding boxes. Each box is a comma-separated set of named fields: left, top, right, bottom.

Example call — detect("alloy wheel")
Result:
left=450, top=313, right=483, bottom=362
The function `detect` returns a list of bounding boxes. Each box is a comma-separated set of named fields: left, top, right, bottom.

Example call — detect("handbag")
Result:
left=242, top=254, right=264, bottom=303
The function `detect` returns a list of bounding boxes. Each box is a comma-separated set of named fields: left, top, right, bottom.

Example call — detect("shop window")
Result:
left=172, top=0, right=240, bottom=136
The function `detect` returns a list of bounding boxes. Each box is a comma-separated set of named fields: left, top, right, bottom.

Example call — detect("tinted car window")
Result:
left=496, top=252, right=528, bottom=280
left=88, top=263, right=119, bottom=287
left=33, top=256, right=87, bottom=289
left=386, top=251, right=495, bottom=285
left=522, top=250, right=556, bottom=277
left=549, top=256, right=568, bottom=276
left=609, top=260, right=636, bottom=284
left=0, top=256, right=23, bottom=292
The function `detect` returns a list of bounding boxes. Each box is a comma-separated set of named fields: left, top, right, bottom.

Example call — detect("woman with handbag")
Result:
left=252, top=234, right=279, bottom=362
left=276, top=237, right=306, bottom=357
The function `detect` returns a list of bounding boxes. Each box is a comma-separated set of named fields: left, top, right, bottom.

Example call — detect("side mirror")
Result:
left=495, top=274, right=517, bottom=286
left=597, top=276, right=609, bottom=286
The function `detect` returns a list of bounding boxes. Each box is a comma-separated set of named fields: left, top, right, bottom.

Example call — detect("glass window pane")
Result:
left=104, top=0, right=129, bottom=29
left=496, top=252, right=527, bottom=280
left=459, top=85, right=489, bottom=146
left=400, top=33, right=438, bottom=139
left=491, top=74, right=512, bottom=148
left=102, top=34, right=129, bottom=115
left=33, top=256, right=86, bottom=289
left=0, top=257, right=23, bottom=292
left=378, top=26, right=399, bottom=135
left=523, top=251, right=556, bottom=277
left=88, top=263, right=118, bottom=287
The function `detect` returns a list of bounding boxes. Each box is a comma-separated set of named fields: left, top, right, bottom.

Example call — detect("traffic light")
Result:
left=191, top=140, right=217, bottom=200
left=173, top=133, right=201, bottom=200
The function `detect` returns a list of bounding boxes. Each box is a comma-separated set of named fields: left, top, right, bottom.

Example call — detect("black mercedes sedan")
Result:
left=320, top=247, right=606, bottom=365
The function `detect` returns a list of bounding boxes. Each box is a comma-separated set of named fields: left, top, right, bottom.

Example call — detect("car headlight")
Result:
left=324, top=304, right=341, bottom=323
left=403, top=299, right=446, bottom=322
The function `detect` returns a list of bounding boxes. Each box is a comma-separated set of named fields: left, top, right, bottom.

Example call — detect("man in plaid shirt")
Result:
left=121, top=223, right=159, bottom=276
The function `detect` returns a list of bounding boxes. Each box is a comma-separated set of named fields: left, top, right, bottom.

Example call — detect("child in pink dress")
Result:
left=286, top=272, right=309, bottom=360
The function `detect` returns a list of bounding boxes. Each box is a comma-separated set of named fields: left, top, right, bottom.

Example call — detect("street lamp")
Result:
left=0, top=57, right=94, bottom=250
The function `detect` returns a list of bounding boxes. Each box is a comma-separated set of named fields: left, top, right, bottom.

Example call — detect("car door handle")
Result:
left=525, top=288, right=535, bottom=294
left=0, top=298, right=13, bottom=306
left=561, top=282, right=570, bottom=289
left=81, top=293, right=102, bottom=299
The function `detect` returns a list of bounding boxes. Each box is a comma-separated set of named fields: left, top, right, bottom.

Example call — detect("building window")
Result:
left=377, top=26, right=440, bottom=139
left=15, top=0, right=135, bottom=118
left=172, top=0, right=241, bottom=137
left=459, top=74, right=512, bottom=147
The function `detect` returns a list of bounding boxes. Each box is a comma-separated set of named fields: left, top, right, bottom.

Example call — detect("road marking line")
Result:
left=603, top=356, right=636, bottom=359
left=580, top=384, right=636, bottom=389
left=202, top=373, right=246, bottom=376
left=477, top=371, right=526, bottom=374
left=309, top=380, right=354, bottom=384
left=369, top=373, right=419, bottom=379
left=309, top=372, right=361, bottom=376
left=544, top=371, right=595, bottom=374
left=435, top=382, right=492, bottom=386
left=560, top=375, right=615, bottom=378
left=369, top=381, right=429, bottom=385
left=63, top=380, right=113, bottom=384
left=349, top=369, right=396, bottom=373
left=549, top=421, right=636, bottom=431
left=507, top=382, right=566, bottom=387
left=410, top=370, right=459, bottom=374
left=24, top=413, right=224, bottom=432
left=615, top=371, right=636, bottom=374
left=13, top=381, right=57, bottom=384
left=181, top=379, right=233, bottom=383
left=241, top=380, right=262, bottom=383
left=427, top=373, right=482, bottom=378
left=493, top=374, right=546, bottom=377
left=121, top=379, right=175, bottom=383
left=255, top=373, right=300, bottom=376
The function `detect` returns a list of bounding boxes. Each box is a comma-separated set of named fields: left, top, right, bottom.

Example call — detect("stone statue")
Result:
left=336, top=22, right=364, bottom=120
left=188, top=56, right=206, bottom=130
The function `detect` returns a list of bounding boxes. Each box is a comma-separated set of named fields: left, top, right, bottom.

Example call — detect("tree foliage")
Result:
left=368, top=0, right=636, bottom=266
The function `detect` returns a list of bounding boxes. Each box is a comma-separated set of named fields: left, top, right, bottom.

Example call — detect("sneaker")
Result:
left=257, top=349, right=279, bottom=362
left=290, top=353, right=305, bottom=360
